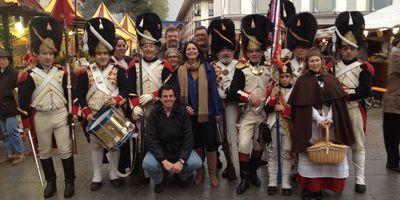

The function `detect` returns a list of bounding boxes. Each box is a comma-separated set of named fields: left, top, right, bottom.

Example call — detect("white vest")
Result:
left=136, top=59, right=163, bottom=95
left=214, top=60, right=238, bottom=90
left=335, top=60, right=362, bottom=90
left=30, top=67, right=67, bottom=111
left=86, top=64, right=119, bottom=112
left=242, top=63, right=271, bottom=113
left=290, top=58, right=304, bottom=82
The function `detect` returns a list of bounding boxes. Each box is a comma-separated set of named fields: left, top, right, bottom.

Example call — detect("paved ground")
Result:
left=1, top=108, right=399, bottom=200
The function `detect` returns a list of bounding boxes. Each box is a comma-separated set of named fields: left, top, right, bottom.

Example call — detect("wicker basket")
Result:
left=306, top=126, right=348, bottom=164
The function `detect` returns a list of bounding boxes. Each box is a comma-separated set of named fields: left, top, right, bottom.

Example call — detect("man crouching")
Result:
left=142, top=85, right=202, bottom=193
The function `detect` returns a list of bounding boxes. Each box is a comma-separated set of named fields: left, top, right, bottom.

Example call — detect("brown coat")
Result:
left=383, top=50, right=400, bottom=114
left=0, top=66, right=18, bottom=120
left=288, top=72, right=355, bottom=153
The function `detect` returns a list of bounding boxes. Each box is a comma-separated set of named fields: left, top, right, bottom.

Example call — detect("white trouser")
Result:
left=91, top=148, right=120, bottom=182
left=238, top=110, right=266, bottom=154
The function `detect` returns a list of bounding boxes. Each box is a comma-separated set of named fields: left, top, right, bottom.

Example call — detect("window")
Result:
left=371, top=0, right=392, bottom=11
left=314, top=0, right=335, bottom=12
left=208, top=2, right=214, bottom=16
left=194, top=3, right=201, bottom=16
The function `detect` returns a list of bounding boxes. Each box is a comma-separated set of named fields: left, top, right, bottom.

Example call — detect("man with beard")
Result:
left=235, top=14, right=270, bottom=194
left=208, top=18, right=244, bottom=179
left=286, top=12, right=318, bottom=82
left=332, top=11, right=374, bottom=193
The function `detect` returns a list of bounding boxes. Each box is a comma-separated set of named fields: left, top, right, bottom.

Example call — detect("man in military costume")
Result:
left=130, top=12, right=169, bottom=122
left=333, top=11, right=374, bottom=193
left=235, top=14, right=271, bottom=194
left=18, top=16, right=76, bottom=198
left=286, top=12, right=318, bottom=81
left=75, top=18, right=128, bottom=191
left=208, top=18, right=244, bottom=178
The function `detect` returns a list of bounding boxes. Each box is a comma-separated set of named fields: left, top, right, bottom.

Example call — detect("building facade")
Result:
left=176, top=0, right=398, bottom=40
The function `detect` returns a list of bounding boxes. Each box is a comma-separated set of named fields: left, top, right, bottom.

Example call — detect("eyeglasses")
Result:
left=167, top=55, right=179, bottom=59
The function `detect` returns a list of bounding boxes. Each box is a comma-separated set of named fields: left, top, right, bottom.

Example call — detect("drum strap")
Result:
left=87, top=64, right=118, bottom=100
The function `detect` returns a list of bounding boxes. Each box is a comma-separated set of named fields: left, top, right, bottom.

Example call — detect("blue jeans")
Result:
left=142, top=150, right=202, bottom=185
left=0, top=116, right=24, bottom=155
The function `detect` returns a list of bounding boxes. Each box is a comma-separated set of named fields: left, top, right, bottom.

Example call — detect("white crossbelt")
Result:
left=31, top=67, right=64, bottom=105
left=336, top=61, right=361, bottom=87
left=86, top=63, right=118, bottom=100
left=140, top=60, right=163, bottom=88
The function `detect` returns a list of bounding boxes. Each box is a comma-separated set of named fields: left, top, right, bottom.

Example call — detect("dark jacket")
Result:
left=146, top=101, right=193, bottom=162
left=0, top=66, right=18, bottom=119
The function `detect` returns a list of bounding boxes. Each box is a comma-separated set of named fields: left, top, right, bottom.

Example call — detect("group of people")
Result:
left=2, top=2, right=400, bottom=199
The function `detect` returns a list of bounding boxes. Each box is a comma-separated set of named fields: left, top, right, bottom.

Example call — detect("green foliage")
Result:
left=81, top=0, right=169, bottom=20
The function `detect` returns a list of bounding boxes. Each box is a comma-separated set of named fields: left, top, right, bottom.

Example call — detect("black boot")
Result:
left=62, top=156, right=75, bottom=198
left=249, top=157, right=261, bottom=187
left=236, top=161, right=250, bottom=194
left=40, top=158, right=57, bottom=198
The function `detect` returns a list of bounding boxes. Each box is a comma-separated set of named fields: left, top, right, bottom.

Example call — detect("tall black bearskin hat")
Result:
left=208, top=18, right=236, bottom=55
left=241, top=14, right=270, bottom=52
left=135, top=12, right=162, bottom=47
left=334, top=11, right=365, bottom=48
left=29, top=16, right=62, bottom=56
left=85, top=18, right=115, bottom=57
left=286, top=12, right=318, bottom=51
left=268, top=0, right=296, bottom=26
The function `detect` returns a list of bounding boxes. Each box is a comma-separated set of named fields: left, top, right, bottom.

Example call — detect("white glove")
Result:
left=218, top=88, right=227, bottom=99
left=139, top=94, right=154, bottom=105
left=132, top=106, right=144, bottom=120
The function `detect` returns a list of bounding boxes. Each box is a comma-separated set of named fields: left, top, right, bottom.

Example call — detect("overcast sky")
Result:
left=167, top=0, right=183, bottom=21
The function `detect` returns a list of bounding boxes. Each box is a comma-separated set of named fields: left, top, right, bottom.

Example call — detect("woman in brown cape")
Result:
left=288, top=48, right=355, bottom=200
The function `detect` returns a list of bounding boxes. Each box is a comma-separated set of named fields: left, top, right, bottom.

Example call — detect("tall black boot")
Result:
left=40, top=158, right=57, bottom=198
left=249, top=157, right=261, bottom=187
left=236, top=161, right=250, bottom=194
left=62, top=156, right=75, bottom=198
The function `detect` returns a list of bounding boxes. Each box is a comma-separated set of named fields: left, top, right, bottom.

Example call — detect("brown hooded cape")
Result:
left=288, top=73, right=355, bottom=153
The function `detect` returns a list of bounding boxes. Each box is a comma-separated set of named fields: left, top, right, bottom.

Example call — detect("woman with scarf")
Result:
left=288, top=48, right=355, bottom=200
left=162, top=48, right=182, bottom=86
left=175, top=41, right=223, bottom=187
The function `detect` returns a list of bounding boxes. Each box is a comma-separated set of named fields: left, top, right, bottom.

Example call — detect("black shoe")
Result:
left=61, top=156, right=75, bottom=198
left=249, top=170, right=261, bottom=187
left=41, top=158, right=57, bottom=198
left=64, top=180, right=74, bottom=198
left=236, top=161, right=250, bottom=194
left=313, top=191, right=323, bottom=200
left=110, top=178, right=124, bottom=188
left=154, top=178, right=166, bottom=193
left=282, top=188, right=292, bottom=196
left=386, top=163, right=400, bottom=172
left=355, top=184, right=366, bottom=193
left=44, top=182, right=57, bottom=198
left=177, top=177, right=191, bottom=188
left=301, top=189, right=313, bottom=200
left=267, top=186, right=277, bottom=195
left=90, top=182, right=103, bottom=191
left=236, top=178, right=250, bottom=194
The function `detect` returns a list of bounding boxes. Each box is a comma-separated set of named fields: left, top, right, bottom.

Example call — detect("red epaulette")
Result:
left=163, top=60, right=173, bottom=73
left=17, top=69, right=29, bottom=83
left=326, top=62, right=334, bottom=71
left=359, top=60, right=375, bottom=76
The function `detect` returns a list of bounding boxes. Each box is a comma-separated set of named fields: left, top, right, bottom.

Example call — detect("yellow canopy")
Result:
left=44, top=0, right=83, bottom=18
left=92, top=2, right=137, bottom=50
left=119, top=13, right=137, bottom=41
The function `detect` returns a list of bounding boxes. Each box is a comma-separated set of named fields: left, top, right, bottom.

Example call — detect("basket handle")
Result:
left=324, top=124, right=330, bottom=143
